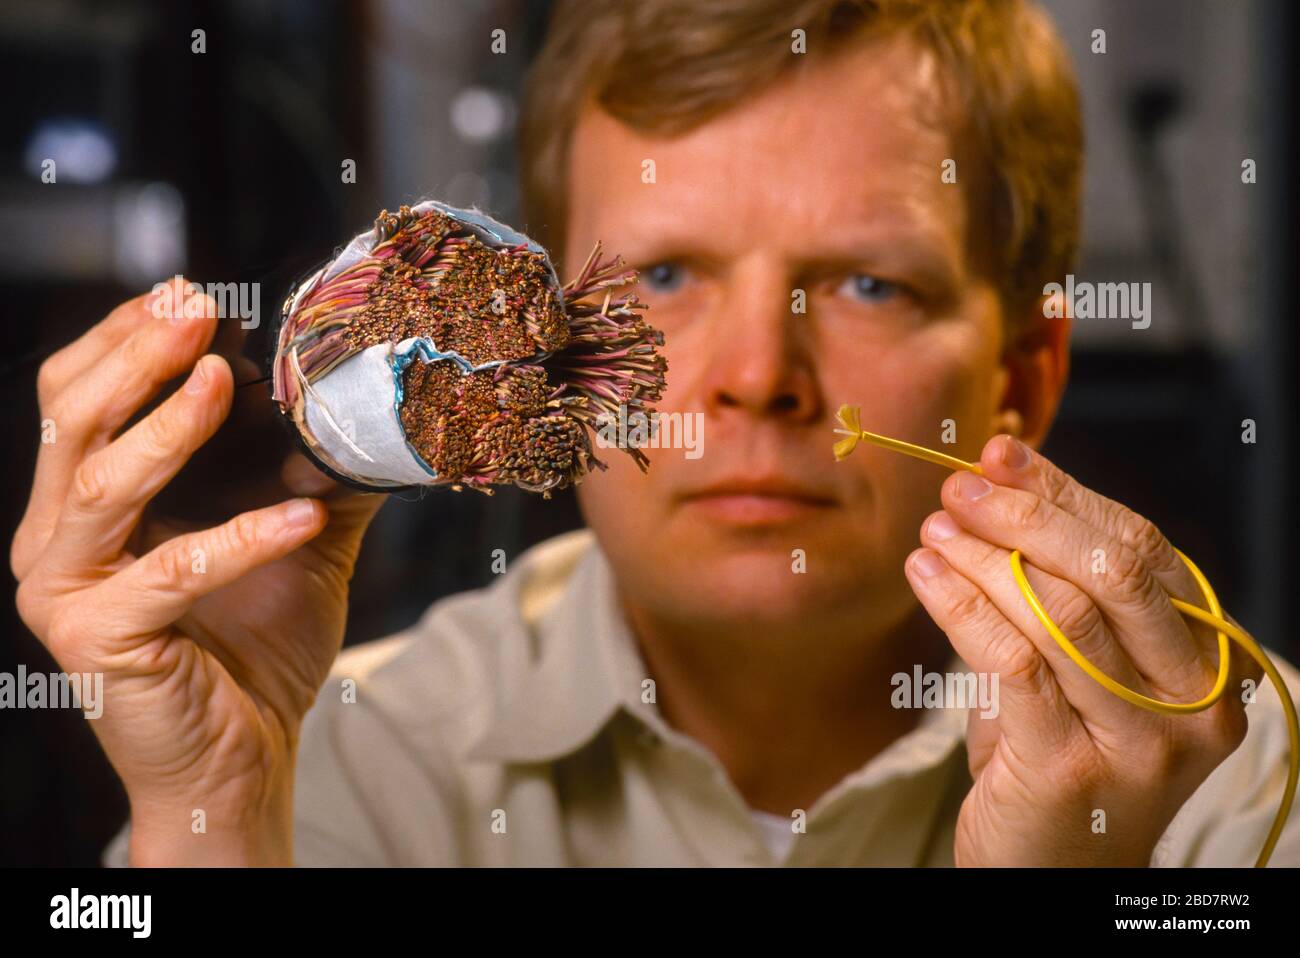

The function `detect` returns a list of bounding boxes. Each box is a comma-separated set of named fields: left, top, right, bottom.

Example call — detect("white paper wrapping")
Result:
left=301, top=339, right=435, bottom=487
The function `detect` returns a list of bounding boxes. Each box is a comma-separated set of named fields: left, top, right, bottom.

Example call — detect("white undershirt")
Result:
left=749, top=809, right=798, bottom=863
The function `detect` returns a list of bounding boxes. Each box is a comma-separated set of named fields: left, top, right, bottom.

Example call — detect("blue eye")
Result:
left=643, top=261, right=686, bottom=293
left=838, top=274, right=899, bottom=303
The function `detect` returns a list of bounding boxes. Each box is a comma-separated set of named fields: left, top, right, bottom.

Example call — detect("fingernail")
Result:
left=926, top=512, right=959, bottom=542
left=184, top=357, right=210, bottom=394
left=170, top=285, right=211, bottom=325
left=911, top=550, right=946, bottom=579
left=956, top=472, right=993, bottom=501
left=1002, top=437, right=1032, bottom=470
left=168, top=287, right=198, bottom=325
left=284, top=499, right=318, bottom=527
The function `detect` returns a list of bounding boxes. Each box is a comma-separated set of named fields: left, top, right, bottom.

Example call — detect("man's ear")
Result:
left=995, top=294, right=1071, bottom=449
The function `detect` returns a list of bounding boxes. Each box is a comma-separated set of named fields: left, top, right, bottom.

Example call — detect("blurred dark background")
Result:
left=1, top=0, right=1295, bottom=865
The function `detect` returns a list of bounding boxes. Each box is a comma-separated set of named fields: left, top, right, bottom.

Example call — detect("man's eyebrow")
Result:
left=622, top=202, right=956, bottom=249
left=619, top=225, right=951, bottom=259
left=614, top=212, right=966, bottom=290
left=797, top=228, right=960, bottom=271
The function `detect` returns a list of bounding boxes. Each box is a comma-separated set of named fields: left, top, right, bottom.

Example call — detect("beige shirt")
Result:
left=104, top=528, right=1300, bottom=867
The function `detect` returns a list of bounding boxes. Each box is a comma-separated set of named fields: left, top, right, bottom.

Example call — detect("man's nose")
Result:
left=699, top=260, right=820, bottom=423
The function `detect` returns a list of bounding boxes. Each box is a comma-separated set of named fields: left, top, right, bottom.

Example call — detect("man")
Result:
left=13, top=0, right=1298, bottom=866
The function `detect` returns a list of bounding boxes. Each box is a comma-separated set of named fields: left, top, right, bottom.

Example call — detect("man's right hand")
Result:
left=10, top=281, right=384, bottom=866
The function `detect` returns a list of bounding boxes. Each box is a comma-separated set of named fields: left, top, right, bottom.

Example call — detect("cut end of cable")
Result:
left=832, top=404, right=862, bottom=460
left=269, top=202, right=668, bottom=495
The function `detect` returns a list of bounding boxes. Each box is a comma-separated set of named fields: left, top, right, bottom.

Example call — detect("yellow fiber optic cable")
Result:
left=832, top=403, right=1299, bottom=867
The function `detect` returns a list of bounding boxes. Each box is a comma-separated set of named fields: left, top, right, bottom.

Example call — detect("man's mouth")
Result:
left=678, top=478, right=838, bottom=525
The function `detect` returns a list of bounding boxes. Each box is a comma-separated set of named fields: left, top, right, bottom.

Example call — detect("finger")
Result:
left=42, top=355, right=233, bottom=572
left=36, top=294, right=155, bottom=405
left=15, top=288, right=218, bottom=575
left=979, top=437, right=1234, bottom=686
left=904, top=546, right=1077, bottom=751
left=941, top=470, right=1213, bottom=696
left=280, top=452, right=339, bottom=498
left=88, top=498, right=328, bottom=648
left=16, top=295, right=160, bottom=581
left=47, top=288, right=218, bottom=446
left=978, top=435, right=1201, bottom=603
left=920, top=509, right=1166, bottom=734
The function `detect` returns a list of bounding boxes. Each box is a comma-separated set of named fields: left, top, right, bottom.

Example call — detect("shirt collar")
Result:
left=465, top=529, right=639, bottom=763
left=465, top=529, right=970, bottom=780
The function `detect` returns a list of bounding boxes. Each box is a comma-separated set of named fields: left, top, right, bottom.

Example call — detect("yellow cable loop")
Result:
left=832, top=403, right=1300, bottom=867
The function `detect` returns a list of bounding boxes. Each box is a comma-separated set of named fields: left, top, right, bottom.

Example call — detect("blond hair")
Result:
left=518, top=0, right=1083, bottom=318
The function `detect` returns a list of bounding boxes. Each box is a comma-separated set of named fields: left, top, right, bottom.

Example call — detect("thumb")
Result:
left=312, top=491, right=385, bottom=575
left=280, top=452, right=386, bottom=570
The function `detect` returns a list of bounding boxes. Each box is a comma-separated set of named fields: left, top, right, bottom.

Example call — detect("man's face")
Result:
left=565, top=35, right=1010, bottom=636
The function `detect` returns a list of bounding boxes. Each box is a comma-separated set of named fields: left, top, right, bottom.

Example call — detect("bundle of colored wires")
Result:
left=270, top=201, right=667, bottom=495
left=832, top=403, right=1299, bottom=867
